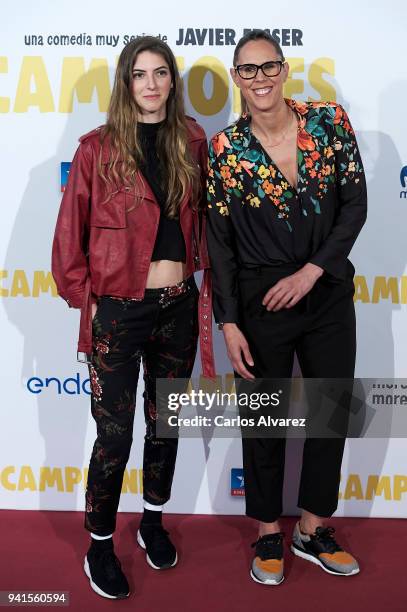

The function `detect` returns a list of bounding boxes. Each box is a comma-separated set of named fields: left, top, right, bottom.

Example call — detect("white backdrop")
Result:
left=1, top=0, right=406, bottom=518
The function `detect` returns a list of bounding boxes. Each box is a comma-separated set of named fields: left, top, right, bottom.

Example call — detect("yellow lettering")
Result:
left=365, top=475, right=392, bottom=500
left=400, top=277, right=407, bottom=304
left=18, top=466, right=37, bottom=491
left=284, top=58, right=304, bottom=98
left=175, top=57, right=185, bottom=72
left=224, top=373, right=236, bottom=395
left=199, top=374, right=223, bottom=393
left=0, top=57, right=10, bottom=113
left=65, top=467, right=82, bottom=492
left=14, top=57, right=54, bottom=113
left=1, top=466, right=16, bottom=490
left=394, top=475, right=407, bottom=501
left=233, top=83, right=242, bottom=116
left=39, top=467, right=64, bottom=492
left=83, top=468, right=88, bottom=490
left=343, top=474, right=363, bottom=500
left=188, top=56, right=229, bottom=116
left=0, top=270, right=8, bottom=297
left=10, top=270, right=30, bottom=297
left=122, top=469, right=139, bottom=494
left=32, top=271, right=58, bottom=297
left=308, top=58, right=336, bottom=102
left=353, top=275, right=370, bottom=303
left=59, top=58, right=110, bottom=113
left=372, top=276, right=399, bottom=304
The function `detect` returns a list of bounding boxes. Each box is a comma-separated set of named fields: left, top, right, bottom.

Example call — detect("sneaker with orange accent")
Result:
left=291, top=523, right=359, bottom=576
left=250, top=533, right=284, bottom=585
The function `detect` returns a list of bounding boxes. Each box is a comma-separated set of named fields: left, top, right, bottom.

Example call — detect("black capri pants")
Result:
left=237, top=263, right=356, bottom=523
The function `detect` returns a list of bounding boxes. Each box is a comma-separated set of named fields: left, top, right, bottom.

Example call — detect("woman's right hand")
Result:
left=223, top=323, right=255, bottom=380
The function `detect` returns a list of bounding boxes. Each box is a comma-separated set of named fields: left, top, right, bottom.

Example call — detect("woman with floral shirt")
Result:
left=207, top=29, right=367, bottom=586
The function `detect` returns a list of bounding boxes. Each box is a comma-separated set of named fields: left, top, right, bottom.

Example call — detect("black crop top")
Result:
left=137, top=120, right=186, bottom=263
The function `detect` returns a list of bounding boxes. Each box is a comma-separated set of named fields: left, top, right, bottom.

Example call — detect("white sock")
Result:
left=91, top=532, right=113, bottom=541
left=143, top=501, right=164, bottom=512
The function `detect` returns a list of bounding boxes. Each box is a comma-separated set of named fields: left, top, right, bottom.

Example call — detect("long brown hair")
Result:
left=100, top=36, right=199, bottom=216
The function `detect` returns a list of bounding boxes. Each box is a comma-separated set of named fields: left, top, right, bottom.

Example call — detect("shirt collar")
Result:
left=234, top=98, right=310, bottom=149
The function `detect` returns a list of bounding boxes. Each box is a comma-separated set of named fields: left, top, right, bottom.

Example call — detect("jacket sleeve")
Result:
left=196, top=137, right=211, bottom=269
left=206, top=139, right=239, bottom=324
left=309, top=104, right=367, bottom=280
left=51, top=140, right=92, bottom=308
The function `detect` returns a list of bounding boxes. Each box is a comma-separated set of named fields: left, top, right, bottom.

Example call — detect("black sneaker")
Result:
left=137, top=524, right=178, bottom=570
left=291, top=522, right=359, bottom=576
left=84, top=538, right=130, bottom=599
left=250, top=533, right=284, bottom=585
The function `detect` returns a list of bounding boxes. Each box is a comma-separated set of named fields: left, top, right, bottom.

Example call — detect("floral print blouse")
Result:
left=206, top=98, right=367, bottom=324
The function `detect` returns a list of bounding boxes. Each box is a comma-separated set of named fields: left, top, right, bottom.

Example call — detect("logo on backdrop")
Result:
left=0, top=465, right=143, bottom=494
left=339, top=473, right=407, bottom=501
left=400, top=166, right=407, bottom=199
left=228, top=469, right=407, bottom=501
left=0, top=270, right=58, bottom=298
left=175, top=28, right=303, bottom=46
left=231, top=468, right=245, bottom=497
left=26, top=373, right=91, bottom=396
left=354, top=275, right=407, bottom=304
left=2, top=32, right=336, bottom=117
left=61, top=162, right=71, bottom=192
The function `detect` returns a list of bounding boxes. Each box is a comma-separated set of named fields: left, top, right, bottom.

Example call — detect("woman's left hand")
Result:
left=262, top=263, right=324, bottom=311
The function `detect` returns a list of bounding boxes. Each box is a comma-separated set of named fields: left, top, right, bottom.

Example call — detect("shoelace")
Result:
left=312, top=526, right=343, bottom=554
left=251, top=532, right=284, bottom=560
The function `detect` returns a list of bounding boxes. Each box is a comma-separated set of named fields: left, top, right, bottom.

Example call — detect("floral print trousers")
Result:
left=85, top=276, right=199, bottom=536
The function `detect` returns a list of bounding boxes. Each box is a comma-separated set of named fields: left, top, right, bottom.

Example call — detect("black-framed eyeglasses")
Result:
left=235, top=60, right=285, bottom=80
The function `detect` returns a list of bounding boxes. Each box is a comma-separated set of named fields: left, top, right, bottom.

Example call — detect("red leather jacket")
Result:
left=52, top=117, right=215, bottom=378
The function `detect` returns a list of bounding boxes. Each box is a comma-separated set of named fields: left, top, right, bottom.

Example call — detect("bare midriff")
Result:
left=145, top=260, right=187, bottom=288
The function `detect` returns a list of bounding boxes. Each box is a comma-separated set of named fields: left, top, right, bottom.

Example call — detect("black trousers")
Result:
left=237, top=264, right=356, bottom=523
left=85, top=277, right=199, bottom=536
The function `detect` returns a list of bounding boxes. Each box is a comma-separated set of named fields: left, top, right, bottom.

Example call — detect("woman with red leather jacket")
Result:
left=52, top=36, right=214, bottom=600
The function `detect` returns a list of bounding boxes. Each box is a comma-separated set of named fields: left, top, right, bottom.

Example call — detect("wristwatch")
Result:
left=217, top=322, right=224, bottom=331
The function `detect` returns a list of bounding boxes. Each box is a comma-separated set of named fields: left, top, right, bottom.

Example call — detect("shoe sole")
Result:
left=250, top=569, right=284, bottom=586
left=84, top=556, right=129, bottom=599
left=136, top=530, right=178, bottom=570
left=290, top=544, right=360, bottom=576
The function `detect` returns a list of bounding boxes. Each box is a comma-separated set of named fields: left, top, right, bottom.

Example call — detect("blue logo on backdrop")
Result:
left=60, top=162, right=71, bottom=192
left=400, top=166, right=407, bottom=198
left=230, top=468, right=245, bottom=497
left=27, top=373, right=91, bottom=395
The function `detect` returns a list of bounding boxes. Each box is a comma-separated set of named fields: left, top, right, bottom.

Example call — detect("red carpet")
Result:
left=0, top=511, right=404, bottom=611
